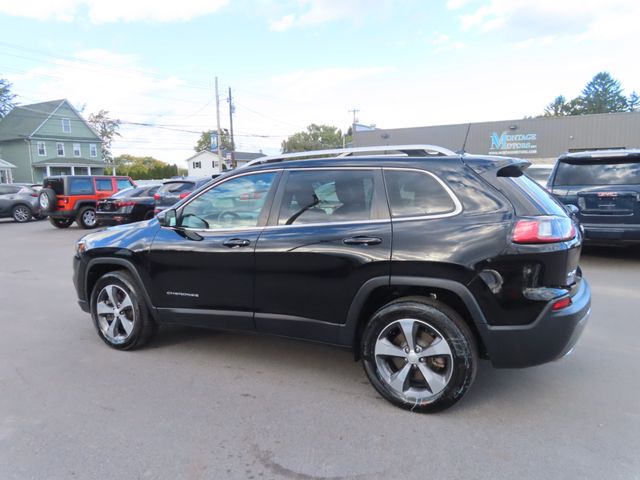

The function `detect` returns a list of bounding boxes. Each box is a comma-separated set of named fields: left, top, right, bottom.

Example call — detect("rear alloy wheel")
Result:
left=77, top=206, right=97, bottom=229
left=12, top=205, right=32, bottom=223
left=90, top=270, right=158, bottom=350
left=361, top=297, right=477, bottom=413
left=49, top=217, right=73, bottom=228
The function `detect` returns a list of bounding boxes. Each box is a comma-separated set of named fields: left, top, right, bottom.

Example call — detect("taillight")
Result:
left=115, top=201, right=136, bottom=208
left=31, top=193, right=38, bottom=197
left=153, top=193, right=160, bottom=201
left=179, top=191, right=191, bottom=199
left=552, top=297, right=572, bottom=311
left=512, top=216, right=576, bottom=244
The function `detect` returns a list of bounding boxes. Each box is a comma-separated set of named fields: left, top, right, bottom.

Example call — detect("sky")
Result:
left=0, top=0, right=638, bottom=164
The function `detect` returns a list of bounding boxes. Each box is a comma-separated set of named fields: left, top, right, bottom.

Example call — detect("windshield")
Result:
left=555, top=160, right=640, bottom=186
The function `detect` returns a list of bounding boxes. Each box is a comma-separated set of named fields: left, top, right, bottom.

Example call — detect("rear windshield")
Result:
left=554, top=160, right=640, bottom=186
left=112, top=187, right=147, bottom=198
left=44, top=178, right=64, bottom=195
left=158, top=181, right=194, bottom=194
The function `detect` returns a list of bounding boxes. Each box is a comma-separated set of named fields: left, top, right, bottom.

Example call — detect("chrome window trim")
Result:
left=382, top=167, right=463, bottom=221
left=174, top=166, right=462, bottom=232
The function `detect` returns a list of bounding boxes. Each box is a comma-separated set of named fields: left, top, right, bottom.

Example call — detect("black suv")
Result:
left=548, top=149, right=640, bottom=245
left=73, top=145, right=591, bottom=412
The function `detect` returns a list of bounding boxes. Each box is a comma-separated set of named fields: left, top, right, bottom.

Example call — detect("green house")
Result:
left=0, top=99, right=113, bottom=183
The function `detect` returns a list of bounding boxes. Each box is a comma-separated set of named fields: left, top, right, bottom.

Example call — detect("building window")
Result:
left=89, top=144, right=97, bottom=157
left=212, top=161, right=218, bottom=168
left=62, top=118, right=71, bottom=133
left=193, top=161, right=201, bottom=169
left=56, top=143, right=65, bottom=156
left=73, top=143, right=81, bottom=157
left=37, top=141, right=46, bottom=156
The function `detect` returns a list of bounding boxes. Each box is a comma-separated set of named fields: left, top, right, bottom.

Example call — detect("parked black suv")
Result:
left=548, top=149, right=640, bottom=245
left=73, top=145, right=591, bottom=412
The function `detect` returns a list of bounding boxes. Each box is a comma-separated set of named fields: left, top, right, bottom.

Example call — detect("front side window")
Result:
left=89, top=144, right=98, bottom=157
left=62, top=118, right=71, bottom=133
left=277, top=170, right=375, bottom=225
left=37, top=141, right=46, bottom=156
left=56, top=143, right=65, bottom=156
left=384, top=170, right=456, bottom=218
left=73, top=143, right=81, bottom=157
left=180, top=172, right=276, bottom=230
left=95, top=178, right=113, bottom=191
left=116, top=178, right=133, bottom=190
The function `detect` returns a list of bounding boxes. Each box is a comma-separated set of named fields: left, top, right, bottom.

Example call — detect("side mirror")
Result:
left=158, top=209, right=178, bottom=227
left=565, top=204, right=579, bottom=215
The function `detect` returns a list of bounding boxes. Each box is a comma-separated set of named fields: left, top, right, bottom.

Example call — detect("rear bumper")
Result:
left=478, top=278, right=591, bottom=368
left=96, top=213, right=135, bottom=226
left=581, top=222, right=640, bottom=244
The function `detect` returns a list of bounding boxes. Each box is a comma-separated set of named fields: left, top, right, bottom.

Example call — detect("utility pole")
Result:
left=228, top=87, right=236, bottom=168
left=349, top=108, right=360, bottom=126
left=215, top=77, right=223, bottom=167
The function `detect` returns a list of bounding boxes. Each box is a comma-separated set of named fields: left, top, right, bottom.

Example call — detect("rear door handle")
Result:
left=223, top=238, right=251, bottom=248
left=342, top=236, right=382, bottom=246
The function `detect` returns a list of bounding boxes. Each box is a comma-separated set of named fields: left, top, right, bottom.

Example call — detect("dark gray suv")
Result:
left=0, top=184, right=40, bottom=222
left=548, top=149, right=640, bottom=245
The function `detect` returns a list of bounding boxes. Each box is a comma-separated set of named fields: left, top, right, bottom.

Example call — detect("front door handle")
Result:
left=342, top=236, right=382, bottom=246
left=223, top=238, right=251, bottom=248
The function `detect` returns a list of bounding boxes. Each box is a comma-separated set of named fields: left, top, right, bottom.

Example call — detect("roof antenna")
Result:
left=457, top=123, right=471, bottom=155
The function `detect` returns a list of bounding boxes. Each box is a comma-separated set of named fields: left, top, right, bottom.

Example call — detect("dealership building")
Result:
left=352, top=111, right=640, bottom=163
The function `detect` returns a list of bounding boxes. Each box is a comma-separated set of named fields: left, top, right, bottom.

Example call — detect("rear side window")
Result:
left=496, top=174, right=568, bottom=216
left=95, top=178, right=113, bottom=191
left=116, top=178, right=133, bottom=190
left=277, top=170, right=375, bottom=225
left=384, top=170, right=456, bottom=218
left=68, top=178, right=94, bottom=195
left=554, top=160, right=640, bottom=186
left=0, top=186, right=19, bottom=195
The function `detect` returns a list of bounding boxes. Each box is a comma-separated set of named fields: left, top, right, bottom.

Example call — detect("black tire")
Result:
left=361, top=296, right=478, bottom=413
left=77, top=206, right=97, bottom=229
left=12, top=204, right=33, bottom=223
left=38, top=188, right=57, bottom=213
left=49, top=217, right=74, bottom=228
left=90, top=270, right=158, bottom=350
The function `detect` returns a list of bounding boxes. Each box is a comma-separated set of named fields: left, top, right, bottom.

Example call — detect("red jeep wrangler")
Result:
left=39, top=175, right=135, bottom=229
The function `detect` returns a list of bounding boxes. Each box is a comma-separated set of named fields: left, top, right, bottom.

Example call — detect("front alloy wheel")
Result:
left=361, top=297, right=477, bottom=413
left=90, top=271, right=158, bottom=350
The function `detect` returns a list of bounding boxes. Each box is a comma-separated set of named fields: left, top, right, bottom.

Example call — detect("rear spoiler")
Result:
left=462, top=156, right=531, bottom=177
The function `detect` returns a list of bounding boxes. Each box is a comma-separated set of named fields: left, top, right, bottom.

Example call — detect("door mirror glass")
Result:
left=158, top=209, right=177, bottom=227
left=565, top=204, right=579, bottom=215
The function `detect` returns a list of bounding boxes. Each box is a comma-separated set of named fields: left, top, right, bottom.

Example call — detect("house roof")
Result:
left=0, top=99, right=100, bottom=142
left=0, top=158, right=17, bottom=168
left=31, top=157, right=109, bottom=167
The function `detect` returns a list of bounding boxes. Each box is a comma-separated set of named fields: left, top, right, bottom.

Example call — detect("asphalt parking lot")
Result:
left=1, top=219, right=639, bottom=480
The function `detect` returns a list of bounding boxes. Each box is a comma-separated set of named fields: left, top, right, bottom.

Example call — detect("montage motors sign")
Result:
left=489, top=131, right=538, bottom=155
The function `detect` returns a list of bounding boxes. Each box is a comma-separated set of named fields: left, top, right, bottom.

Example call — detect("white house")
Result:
left=0, top=158, right=16, bottom=183
left=186, top=150, right=228, bottom=177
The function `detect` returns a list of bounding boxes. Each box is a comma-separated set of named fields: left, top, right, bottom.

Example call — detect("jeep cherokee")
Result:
left=73, top=145, right=591, bottom=412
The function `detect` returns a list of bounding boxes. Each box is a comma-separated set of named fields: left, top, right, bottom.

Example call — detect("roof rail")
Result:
left=242, top=144, right=457, bottom=168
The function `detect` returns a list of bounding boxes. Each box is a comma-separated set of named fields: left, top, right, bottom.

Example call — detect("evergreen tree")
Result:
left=577, top=71, right=628, bottom=114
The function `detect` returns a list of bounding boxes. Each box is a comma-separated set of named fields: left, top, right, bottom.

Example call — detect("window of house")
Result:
left=193, top=161, right=201, bottom=169
left=383, top=170, right=456, bottom=218
left=37, top=142, right=46, bottom=156
left=62, top=118, right=71, bottom=133
left=212, top=161, right=218, bottom=168
left=89, top=144, right=98, bottom=157
left=277, top=170, right=375, bottom=225
left=73, top=143, right=81, bottom=157
left=56, top=143, right=65, bottom=156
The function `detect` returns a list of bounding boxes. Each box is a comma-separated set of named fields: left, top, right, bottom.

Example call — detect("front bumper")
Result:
left=478, top=277, right=591, bottom=368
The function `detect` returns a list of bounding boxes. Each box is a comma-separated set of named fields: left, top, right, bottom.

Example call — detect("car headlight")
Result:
left=75, top=240, right=87, bottom=257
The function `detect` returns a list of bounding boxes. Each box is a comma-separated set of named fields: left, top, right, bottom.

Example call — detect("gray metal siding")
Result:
left=354, top=111, right=640, bottom=161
